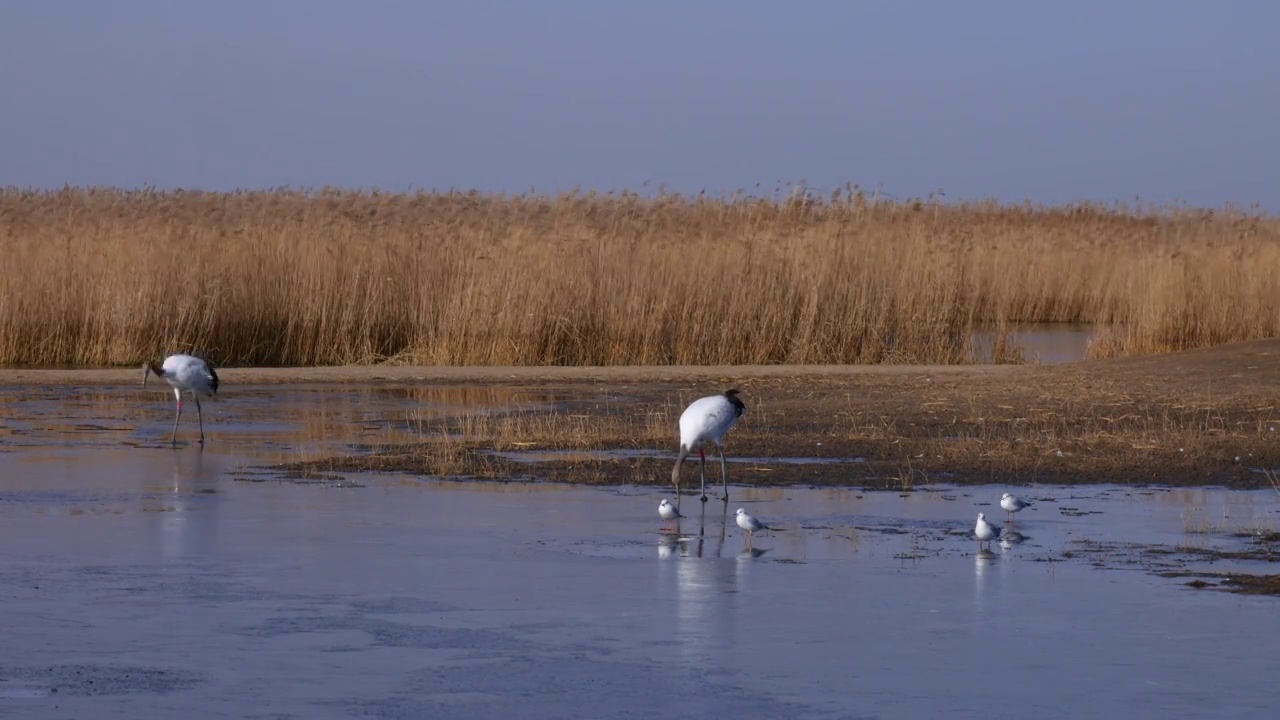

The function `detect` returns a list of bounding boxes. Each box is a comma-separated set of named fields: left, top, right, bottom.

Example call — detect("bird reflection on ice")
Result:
left=652, top=499, right=751, bottom=667
left=155, top=450, right=221, bottom=561
left=658, top=533, right=680, bottom=559
left=999, top=530, right=1027, bottom=550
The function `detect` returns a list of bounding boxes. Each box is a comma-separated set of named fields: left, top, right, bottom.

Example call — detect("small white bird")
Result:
left=974, top=512, right=1001, bottom=551
left=143, top=353, right=220, bottom=445
left=658, top=498, right=684, bottom=531
left=1000, top=492, right=1030, bottom=523
left=671, top=389, right=746, bottom=503
left=735, top=508, right=770, bottom=547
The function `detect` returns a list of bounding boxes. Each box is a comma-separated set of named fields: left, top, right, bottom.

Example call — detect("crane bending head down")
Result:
left=671, top=388, right=746, bottom=503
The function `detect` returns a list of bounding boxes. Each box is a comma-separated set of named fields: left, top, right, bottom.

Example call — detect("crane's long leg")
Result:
left=717, top=444, right=729, bottom=502
left=698, top=447, right=708, bottom=503
left=194, top=394, right=205, bottom=445
left=171, top=390, right=182, bottom=445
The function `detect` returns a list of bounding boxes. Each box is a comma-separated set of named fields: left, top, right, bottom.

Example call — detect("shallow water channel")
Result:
left=1, top=384, right=1278, bottom=719
left=969, top=322, right=1096, bottom=364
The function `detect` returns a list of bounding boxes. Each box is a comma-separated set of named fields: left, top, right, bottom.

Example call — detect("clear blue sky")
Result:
left=3, top=1, right=1277, bottom=208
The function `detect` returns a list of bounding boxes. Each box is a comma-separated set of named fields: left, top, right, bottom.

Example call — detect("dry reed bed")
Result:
left=2, top=187, right=1278, bottom=367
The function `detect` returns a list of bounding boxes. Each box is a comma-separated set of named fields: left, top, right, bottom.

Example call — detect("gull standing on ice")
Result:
left=1000, top=492, right=1030, bottom=523
left=658, top=498, right=684, bottom=531
left=671, top=389, right=746, bottom=503
left=143, top=353, right=220, bottom=445
left=735, top=508, right=770, bottom=547
left=974, top=512, right=1001, bottom=551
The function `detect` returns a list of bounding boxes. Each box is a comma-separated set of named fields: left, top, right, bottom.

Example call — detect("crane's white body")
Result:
left=735, top=508, right=769, bottom=547
left=679, top=393, right=742, bottom=451
left=144, top=353, right=219, bottom=445
left=1000, top=492, right=1030, bottom=522
left=671, top=389, right=746, bottom=502
left=974, top=512, right=1001, bottom=550
left=658, top=498, right=684, bottom=530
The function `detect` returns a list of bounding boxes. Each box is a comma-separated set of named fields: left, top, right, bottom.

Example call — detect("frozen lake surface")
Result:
left=1, top=384, right=1278, bottom=719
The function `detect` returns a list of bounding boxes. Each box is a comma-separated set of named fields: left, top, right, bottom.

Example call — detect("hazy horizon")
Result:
left=3, top=1, right=1277, bottom=209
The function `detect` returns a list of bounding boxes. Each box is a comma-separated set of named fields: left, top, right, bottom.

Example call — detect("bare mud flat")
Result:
left=5, top=338, right=1280, bottom=488
left=2, top=375, right=1280, bottom=718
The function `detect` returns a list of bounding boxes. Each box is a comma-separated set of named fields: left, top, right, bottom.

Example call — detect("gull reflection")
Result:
left=975, top=547, right=997, bottom=566
left=973, top=547, right=997, bottom=611
left=658, top=533, right=680, bottom=559
left=999, top=529, right=1027, bottom=551
left=729, top=545, right=769, bottom=600
left=974, top=548, right=997, bottom=579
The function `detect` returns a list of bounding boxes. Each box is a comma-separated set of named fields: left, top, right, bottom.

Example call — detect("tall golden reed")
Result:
left=0, top=187, right=1276, bottom=367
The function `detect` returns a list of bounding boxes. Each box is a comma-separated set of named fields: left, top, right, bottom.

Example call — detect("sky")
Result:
left=2, top=1, right=1277, bottom=208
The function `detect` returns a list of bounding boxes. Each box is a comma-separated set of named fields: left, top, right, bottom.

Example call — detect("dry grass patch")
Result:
left=438, top=406, right=675, bottom=451
left=275, top=342, right=1280, bottom=489
left=3, top=188, right=1279, bottom=367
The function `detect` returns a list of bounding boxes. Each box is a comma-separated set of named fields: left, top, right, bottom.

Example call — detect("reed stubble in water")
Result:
left=1, top=187, right=1277, bottom=367
left=276, top=339, right=1280, bottom=490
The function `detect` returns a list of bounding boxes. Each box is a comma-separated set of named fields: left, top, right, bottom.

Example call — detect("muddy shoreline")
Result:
left=0, top=361, right=1014, bottom=387
left=264, top=340, right=1280, bottom=490
left=7, top=339, right=1280, bottom=489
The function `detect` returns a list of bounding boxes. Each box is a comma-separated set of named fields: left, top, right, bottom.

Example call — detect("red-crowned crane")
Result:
left=671, top=389, right=745, bottom=503
left=143, top=353, right=220, bottom=445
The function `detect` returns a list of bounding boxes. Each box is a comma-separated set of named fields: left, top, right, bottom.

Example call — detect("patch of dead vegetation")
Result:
left=4, top=188, right=1280, bottom=367
left=1160, top=572, right=1280, bottom=596
left=269, top=340, right=1280, bottom=490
